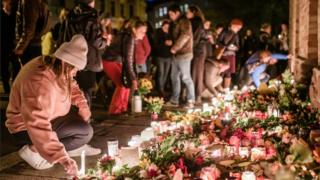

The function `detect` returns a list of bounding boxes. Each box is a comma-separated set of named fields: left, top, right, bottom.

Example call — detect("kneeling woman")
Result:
left=5, top=35, right=100, bottom=175
left=102, top=20, right=147, bottom=115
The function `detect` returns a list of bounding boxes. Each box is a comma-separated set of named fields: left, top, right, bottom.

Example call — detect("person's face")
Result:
left=88, top=1, right=95, bottom=8
left=162, top=24, right=169, bottom=33
left=266, top=26, right=272, bottom=34
left=69, top=66, right=79, bottom=77
left=231, top=24, right=242, bottom=33
left=216, top=27, right=223, bottom=35
left=246, top=29, right=252, bottom=36
left=186, top=9, right=194, bottom=19
left=169, top=11, right=179, bottom=21
left=2, top=0, right=12, bottom=13
left=269, top=58, right=278, bottom=65
left=133, top=26, right=147, bottom=40
left=281, top=24, right=287, bottom=31
left=204, top=21, right=211, bottom=30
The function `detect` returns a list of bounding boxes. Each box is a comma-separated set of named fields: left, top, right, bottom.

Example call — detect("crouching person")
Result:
left=204, top=59, right=230, bottom=97
left=5, top=35, right=101, bottom=175
left=239, top=50, right=289, bottom=88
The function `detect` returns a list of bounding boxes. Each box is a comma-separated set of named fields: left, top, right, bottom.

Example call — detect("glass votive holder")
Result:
left=107, top=138, right=119, bottom=157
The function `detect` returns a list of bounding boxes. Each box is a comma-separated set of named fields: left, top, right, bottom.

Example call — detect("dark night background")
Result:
left=146, top=0, right=289, bottom=34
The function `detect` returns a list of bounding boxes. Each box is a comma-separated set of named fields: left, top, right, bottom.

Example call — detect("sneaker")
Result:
left=67, top=144, right=101, bottom=157
left=164, top=101, right=179, bottom=108
left=18, top=145, right=53, bottom=170
left=184, top=102, right=194, bottom=109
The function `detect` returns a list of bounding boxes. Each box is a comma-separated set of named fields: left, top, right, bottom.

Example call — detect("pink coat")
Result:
left=6, top=57, right=91, bottom=164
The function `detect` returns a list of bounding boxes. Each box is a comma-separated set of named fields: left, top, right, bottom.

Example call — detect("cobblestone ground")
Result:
left=0, top=96, right=156, bottom=179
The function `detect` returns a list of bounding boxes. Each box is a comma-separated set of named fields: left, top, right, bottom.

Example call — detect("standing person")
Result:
left=258, top=23, right=274, bottom=51
left=154, top=20, right=172, bottom=96
left=6, top=35, right=101, bottom=174
left=102, top=20, right=147, bottom=115
left=213, top=23, right=224, bottom=46
left=1, top=0, right=15, bottom=94
left=203, top=20, right=215, bottom=58
left=186, top=5, right=207, bottom=104
left=278, top=23, right=289, bottom=53
left=60, top=0, right=108, bottom=110
left=241, top=29, right=256, bottom=67
left=14, top=0, right=50, bottom=65
left=135, top=33, right=151, bottom=75
left=217, top=19, right=243, bottom=89
left=166, top=4, right=195, bottom=108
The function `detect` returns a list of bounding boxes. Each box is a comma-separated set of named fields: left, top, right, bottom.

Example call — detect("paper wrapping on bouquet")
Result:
left=120, top=147, right=140, bottom=167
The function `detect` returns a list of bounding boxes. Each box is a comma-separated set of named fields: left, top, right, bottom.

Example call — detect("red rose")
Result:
left=195, top=156, right=205, bottom=165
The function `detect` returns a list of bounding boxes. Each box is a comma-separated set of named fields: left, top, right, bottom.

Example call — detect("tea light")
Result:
left=107, top=139, right=119, bottom=157
left=241, top=171, right=256, bottom=180
left=120, top=147, right=140, bottom=167
left=141, top=127, right=155, bottom=141
left=251, top=147, right=266, bottom=161
left=233, top=85, right=238, bottom=91
left=211, top=149, right=222, bottom=158
left=273, top=109, right=280, bottom=118
left=239, top=147, right=250, bottom=158
left=225, top=146, right=236, bottom=156
left=223, top=112, right=232, bottom=124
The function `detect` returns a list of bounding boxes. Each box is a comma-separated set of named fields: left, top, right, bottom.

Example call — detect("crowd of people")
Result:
left=1, top=0, right=290, bottom=176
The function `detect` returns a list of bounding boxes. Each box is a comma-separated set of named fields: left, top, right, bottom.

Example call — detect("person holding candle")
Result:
left=5, top=35, right=101, bottom=175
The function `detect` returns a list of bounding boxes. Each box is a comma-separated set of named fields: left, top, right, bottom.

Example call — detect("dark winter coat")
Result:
left=15, top=0, right=50, bottom=51
left=154, top=28, right=172, bottom=58
left=102, top=30, right=137, bottom=81
left=170, top=15, right=193, bottom=56
left=190, top=16, right=207, bottom=53
left=217, top=29, right=240, bottom=56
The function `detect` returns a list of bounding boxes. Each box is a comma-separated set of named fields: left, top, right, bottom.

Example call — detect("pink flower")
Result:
left=147, top=164, right=160, bottom=178
left=266, top=146, right=277, bottom=159
left=255, top=111, right=267, bottom=120
left=229, top=136, right=241, bottom=148
left=195, top=156, right=205, bottom=165
left=241, top=138, right=251, bottom=147
left=200, top=166, right=221, bottom=180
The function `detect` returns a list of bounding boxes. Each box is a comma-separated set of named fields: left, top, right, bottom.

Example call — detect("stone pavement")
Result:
left=0, top=98, right=154, bottom=179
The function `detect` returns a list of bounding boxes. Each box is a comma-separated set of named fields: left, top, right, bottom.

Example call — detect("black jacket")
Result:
left=217, top=29, right=240, bottom=56
left=102, top=30, right=137, bottom=81
left=60, top=3, right=108, bottom=71
left=258, top=31, right=274, bottom=51
left=154, top=28, right=172, bottom=58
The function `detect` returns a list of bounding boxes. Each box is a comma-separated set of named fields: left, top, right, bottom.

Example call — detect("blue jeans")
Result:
left=135, top=64, right=147, bottom=74
left=251, top=64, right=267, bottom=87
left=170, top=53, right=195, bottom=103
left=156, top=57, right=171, bottom=92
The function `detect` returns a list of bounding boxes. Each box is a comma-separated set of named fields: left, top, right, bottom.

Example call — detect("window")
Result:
left=120, top=4, right=125, bottom=17
left=111, top=1, right=115, bottom=16
left=184, top=4, right=189, bottom=12
left=159, top=7, right=163, bottom=17
left=163, top=7, right=167, bottom=15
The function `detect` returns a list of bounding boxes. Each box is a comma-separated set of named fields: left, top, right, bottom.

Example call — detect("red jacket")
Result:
left=134, top=36, right=151, bottom=65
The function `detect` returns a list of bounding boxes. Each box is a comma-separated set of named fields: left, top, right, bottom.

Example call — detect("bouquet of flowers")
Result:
left=144, top=97, right=164, bottom=114
left=138, top=78, right=153, bottom=96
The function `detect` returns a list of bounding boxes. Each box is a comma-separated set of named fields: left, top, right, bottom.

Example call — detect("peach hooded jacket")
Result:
left=5, top=57, right=91, bottom=164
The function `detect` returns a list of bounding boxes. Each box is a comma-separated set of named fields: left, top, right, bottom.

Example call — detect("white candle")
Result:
left=241, top=171, right=256, bottom=180
left=107, top=139, right=119, bottom=157
left=79, top=150, right=85, bottom=176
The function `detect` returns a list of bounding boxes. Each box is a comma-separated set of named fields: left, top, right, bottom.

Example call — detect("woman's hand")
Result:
left=61, top=158, right=78, bottom=176
left=132, top=80, right=138, bottom=90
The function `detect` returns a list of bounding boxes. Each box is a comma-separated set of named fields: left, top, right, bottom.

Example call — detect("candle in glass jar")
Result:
left=107, top=139, right=119, bottom=157
left=239, top=147, right=250, bottom=158
left=241, top=171, right=256, bottom=180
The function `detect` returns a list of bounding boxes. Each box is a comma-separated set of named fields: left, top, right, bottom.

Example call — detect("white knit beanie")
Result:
left=54, top=35, right=88, bottom=70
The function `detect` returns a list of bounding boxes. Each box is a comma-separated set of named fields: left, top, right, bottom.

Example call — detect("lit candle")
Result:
left=211, top=149, right=222, bottom=158
left=239, top=147, right=250, bottom=158
left=241, top=171, right=256, bottom=180
left=79, top=150, right=85, bottom=176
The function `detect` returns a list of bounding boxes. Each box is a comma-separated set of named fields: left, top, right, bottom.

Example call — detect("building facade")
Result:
left=289, top=0, right=320, bottom=108
left=64, top=0, right=147, bottom=29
